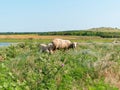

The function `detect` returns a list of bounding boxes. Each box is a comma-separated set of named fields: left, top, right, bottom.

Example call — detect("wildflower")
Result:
left=61, top=64, right=64, bottom=67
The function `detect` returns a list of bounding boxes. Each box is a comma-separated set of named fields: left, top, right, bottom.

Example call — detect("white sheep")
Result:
left=47, top=43, right=54, bottom=54
left=40, top=43, right=54, bottom=54
left=52, top=38, right=77, bottom=51
left=40, top=44, right=49, bottom=53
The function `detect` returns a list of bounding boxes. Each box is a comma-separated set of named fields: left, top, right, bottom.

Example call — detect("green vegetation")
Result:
left=0, top=38, right=120, bottom=90
left=38, top=27, right=120, bottom=38
left=0, top=27, right=120, bottom=90
left=1, top=27, right=120, bottom=38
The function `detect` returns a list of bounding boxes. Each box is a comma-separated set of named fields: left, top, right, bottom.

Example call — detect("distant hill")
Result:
left=88, top=27, right=120, bottom=32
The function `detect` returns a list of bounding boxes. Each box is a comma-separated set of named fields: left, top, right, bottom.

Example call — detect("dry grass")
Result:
left=0, top=35, right=114, bottom=43
left=94, top=51, right=120, bottom=89
left=0, top=35, right=80, bottom=39
left=0, top=35, right=102, bottom=39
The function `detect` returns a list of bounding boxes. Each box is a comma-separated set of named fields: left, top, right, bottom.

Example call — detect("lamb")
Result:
left=40, top=43, right=54, bottom=54
left=52, top=38, right=77, bottom=51
left=47, top=43, right=54, bottom=54
left=40, top=44, right=49, bottom=53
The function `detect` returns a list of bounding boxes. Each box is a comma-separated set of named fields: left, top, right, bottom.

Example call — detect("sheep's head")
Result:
left=73, top=42, right=77, bottom=48
left=47, top=43, right=54, bottom=50
left=70, top=42, right=77, bottom=48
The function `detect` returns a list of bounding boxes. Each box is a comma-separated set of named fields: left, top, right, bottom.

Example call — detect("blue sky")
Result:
left=0, top=0, right=120, bottom=32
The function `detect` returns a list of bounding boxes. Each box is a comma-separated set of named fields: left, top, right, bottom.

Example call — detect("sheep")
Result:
left=52, top=38, right=77, bottom=51
left=47, top=43, right=54, bottom=54
left=40, top=44, right=49, bottom=53
left=72, top=42, right=77, bottom=48
left=40, top=43, right=54, bottom=54
left=112, top=39, right=120, bottom=44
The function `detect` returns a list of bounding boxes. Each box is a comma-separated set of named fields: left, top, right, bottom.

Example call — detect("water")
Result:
left=0, top=42, right=13, bottom=47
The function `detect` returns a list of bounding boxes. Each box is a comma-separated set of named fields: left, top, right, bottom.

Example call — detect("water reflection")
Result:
left=0, top=43, right=13, bottom=47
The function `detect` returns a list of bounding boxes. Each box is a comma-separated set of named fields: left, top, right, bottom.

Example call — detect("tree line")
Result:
left=0, top=27, right=120, bottom=38
left=38, top=30, right=120, bottom=38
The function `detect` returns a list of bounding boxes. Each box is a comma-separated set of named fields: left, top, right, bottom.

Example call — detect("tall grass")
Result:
left=0, top=40, right=119, bottom=90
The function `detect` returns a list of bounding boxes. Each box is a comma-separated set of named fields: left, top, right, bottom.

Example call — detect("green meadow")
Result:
left=0, top=35, right=120, bottom=90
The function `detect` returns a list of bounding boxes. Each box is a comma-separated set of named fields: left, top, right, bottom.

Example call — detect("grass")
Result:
left=0, top=36, right=120, bottom=90
left=0, top=35, right=116, bottom=43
